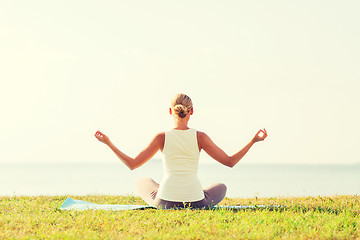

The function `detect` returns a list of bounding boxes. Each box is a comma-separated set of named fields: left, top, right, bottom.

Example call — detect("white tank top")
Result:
left=157, top=128, right=205, bottom=202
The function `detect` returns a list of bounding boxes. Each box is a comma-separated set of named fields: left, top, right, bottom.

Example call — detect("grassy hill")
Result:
left=1, top=195, right=359, bottom=239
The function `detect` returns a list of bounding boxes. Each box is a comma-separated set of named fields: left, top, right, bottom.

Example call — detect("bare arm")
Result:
left=198, top=129, right=268, bottom=168
left=94, top=130, right=164, bottom=170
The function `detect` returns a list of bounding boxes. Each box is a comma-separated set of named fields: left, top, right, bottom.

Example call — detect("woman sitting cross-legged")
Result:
left=94, top=93, right=267, bottom=209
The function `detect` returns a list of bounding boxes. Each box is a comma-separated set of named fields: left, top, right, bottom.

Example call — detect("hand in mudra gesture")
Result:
left=95, top=130, right=111, bottom=145
left=252, top=129, right=268, bottom=143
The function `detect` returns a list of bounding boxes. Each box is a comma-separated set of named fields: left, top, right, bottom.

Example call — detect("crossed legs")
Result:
left=135, top=178, right=227, bottom=209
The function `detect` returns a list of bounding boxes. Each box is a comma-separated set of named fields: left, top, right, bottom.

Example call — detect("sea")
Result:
left=1, top=160, right=359, bottom=198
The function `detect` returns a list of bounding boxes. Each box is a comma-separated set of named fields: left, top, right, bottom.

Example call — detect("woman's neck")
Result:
left=173, top=118, right=189, bottom=130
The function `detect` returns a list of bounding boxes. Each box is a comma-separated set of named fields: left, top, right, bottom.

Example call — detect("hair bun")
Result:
left=174, top=104, right=188, bottom=118
left=170, top=93, right=193, bottom=118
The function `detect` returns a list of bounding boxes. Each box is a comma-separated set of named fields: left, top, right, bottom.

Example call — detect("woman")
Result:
left=94, top=93, right=267, bottom=209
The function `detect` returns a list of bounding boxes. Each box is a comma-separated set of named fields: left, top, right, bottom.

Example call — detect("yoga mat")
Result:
left=60, top=197, right=156, bottom=210
left=60, top=197, right=281, bottom=211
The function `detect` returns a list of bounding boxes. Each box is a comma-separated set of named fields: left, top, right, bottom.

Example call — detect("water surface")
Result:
left=1, top=161, right=359, bottom=198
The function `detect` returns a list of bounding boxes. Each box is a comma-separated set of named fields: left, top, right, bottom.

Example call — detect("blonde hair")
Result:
left=171, top=93, right=193, bottom=118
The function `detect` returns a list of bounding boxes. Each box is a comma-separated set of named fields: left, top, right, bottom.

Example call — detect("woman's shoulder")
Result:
left=155, top=131, right=165, bottom=138
left=196, top=130, right=207, bottom=137
left=154, top=132, right=165, bottom=150
left=151, top=131, right=165, bottom=144
left=195, top=130, right=211, bottom=151
left=196, top=130, right=209, bottom=143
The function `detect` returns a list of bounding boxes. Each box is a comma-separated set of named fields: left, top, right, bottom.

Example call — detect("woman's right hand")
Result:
left=252, top=129, right=268, bottom=143
left=95, top=130, right=111, bottom=145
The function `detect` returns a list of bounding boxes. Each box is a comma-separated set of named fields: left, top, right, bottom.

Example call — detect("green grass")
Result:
left=0, top=195, right=359, bottom=239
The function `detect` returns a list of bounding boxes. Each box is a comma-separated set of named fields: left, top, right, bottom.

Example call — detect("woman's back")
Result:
left=156, top=128, right=205, bottom=202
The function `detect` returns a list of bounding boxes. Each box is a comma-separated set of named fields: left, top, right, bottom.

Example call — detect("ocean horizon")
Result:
left=1, top=161, right=359, bottom=198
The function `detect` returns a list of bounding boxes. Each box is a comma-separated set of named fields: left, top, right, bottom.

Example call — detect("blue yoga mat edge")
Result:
left=59, top=197, right=282, bottom=211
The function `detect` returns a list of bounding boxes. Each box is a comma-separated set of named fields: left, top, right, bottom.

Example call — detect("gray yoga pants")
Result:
left=135, top=178, right=227, bottom=209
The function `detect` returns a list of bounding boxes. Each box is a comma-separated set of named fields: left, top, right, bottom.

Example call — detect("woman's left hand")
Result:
left=252, top=128, right=268, bottom=143
left=95, top=130, right=111, bottom=145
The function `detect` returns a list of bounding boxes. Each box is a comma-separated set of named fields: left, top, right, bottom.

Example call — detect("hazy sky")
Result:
left=1, top=0, right=359, bottom=165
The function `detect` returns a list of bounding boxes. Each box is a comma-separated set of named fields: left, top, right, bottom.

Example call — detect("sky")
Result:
left=1, top=0, right=359, bottom=165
